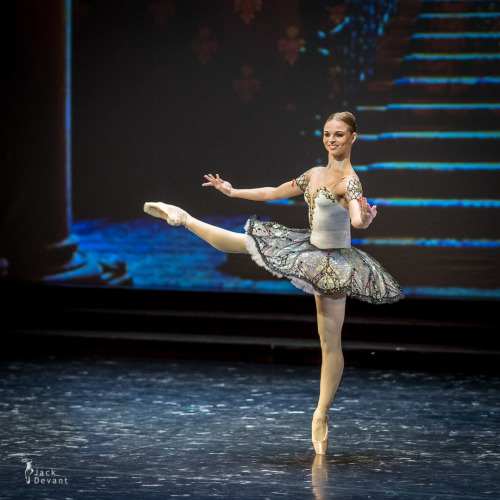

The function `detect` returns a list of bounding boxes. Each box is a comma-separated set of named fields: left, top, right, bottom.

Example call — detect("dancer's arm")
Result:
left=344, top=177, right=377, bottom=229
left=202, top=174, right=303, bottom=202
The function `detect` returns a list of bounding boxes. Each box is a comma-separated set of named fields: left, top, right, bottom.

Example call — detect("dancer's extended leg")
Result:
left=144, top=202, right=248, bottom=254
left=312, top=293, right=346, bottom=452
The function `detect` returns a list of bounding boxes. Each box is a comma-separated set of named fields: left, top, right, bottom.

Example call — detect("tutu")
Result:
left=245, top=216, right=404, bottom=304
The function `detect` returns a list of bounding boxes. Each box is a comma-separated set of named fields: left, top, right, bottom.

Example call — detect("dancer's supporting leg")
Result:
left=144, top=202, right=248, bottom=254
left=312, top=293, right=346, bottom=453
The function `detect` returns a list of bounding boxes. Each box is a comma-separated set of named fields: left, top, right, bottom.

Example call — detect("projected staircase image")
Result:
left=353, top=0, right=500, bottom=299
left=64, top=0, right=498, bottom=300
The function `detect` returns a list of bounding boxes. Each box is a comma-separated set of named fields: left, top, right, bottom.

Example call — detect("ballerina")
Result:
left=144, top=111, right=404, bottom=454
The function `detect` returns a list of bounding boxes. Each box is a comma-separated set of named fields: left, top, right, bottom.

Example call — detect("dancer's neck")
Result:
left=326, top=157, right=352, bottom=172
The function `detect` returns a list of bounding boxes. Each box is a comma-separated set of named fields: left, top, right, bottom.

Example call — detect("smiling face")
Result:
left=323, top=119, right=357, bottom=160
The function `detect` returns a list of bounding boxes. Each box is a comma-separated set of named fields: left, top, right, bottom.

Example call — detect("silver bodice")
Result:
left=305, top=185, right=351, bottom=249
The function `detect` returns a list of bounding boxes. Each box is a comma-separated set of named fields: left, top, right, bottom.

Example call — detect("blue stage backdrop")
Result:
left=2, top=0, right=499, bottom=299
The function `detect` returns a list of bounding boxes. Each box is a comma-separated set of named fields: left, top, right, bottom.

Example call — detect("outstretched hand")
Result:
left=202, top=174, right=233, bottom=197
left=359, top=198, right=377, bottom=226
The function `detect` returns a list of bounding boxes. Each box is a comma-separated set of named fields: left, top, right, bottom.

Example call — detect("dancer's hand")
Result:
left=202, top=174, right=234, bottom=197
left=358, top=198, right=377, bottom=226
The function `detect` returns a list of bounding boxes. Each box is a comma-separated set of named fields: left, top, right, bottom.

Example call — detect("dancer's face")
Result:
left=323, top=119, right=356, bottom=160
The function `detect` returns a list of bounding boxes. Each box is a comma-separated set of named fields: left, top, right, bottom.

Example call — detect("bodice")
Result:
left=304, top=185, right=351, bottom=249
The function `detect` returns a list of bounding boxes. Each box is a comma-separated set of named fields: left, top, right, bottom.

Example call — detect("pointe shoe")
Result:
left=312, top=410, right=329, bottom=455
left=144, top=202, right=189, bottom=227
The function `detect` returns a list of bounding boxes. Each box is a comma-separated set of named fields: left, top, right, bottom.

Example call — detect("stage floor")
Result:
left=0, top=355, right=498, bottom=499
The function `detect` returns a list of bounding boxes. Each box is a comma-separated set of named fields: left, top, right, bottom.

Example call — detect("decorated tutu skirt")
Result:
left=245, top=217, right=404, bottom=304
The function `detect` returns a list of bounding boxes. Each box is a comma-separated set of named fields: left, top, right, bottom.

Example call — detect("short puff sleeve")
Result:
left=294, top=170, right=311, bottom=193
left=344, top=178, right=363, bottom=203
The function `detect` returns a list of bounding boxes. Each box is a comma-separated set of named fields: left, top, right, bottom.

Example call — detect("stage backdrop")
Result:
left=2, top=0, right=499, bottom=299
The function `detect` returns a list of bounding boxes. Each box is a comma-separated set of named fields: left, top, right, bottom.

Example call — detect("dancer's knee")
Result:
left=319, top=331, right=342, bottom=352
left=186, top=219, right=248, bottom=254
left=220, top=233, right=248, bottom=254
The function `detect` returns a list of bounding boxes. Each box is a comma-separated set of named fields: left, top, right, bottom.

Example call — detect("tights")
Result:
left=186, top=216, right=248, bottom=254
left=184, top=215, right=344, bottom=441
left=312, top=293, right=345, bottom=440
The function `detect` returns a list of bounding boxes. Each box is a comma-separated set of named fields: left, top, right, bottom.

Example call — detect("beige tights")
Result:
left=312, top=293, right=346, bottom=441
left=186, top=216, right=248, bottom=254
left=144, top=203, right=248, bottom=254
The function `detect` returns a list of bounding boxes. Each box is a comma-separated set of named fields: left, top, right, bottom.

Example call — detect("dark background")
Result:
left=70, top=0, right=386, bottom=220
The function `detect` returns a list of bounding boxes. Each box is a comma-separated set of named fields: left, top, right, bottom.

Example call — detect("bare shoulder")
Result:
left=340, top=174, right=361, bottom=189
left=295, top=166, right=322, bottom=192
left=343, top=172, right=360, bottom=182
left=300, top=166, right=323, bottom=184
left=334, top=172, right=358, bottom=187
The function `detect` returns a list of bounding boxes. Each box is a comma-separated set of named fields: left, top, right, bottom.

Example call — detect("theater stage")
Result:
left=0, top=353, right=498, bottom=499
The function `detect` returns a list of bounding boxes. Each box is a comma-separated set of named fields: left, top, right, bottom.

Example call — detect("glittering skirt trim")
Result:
left=244, top=216, right=404, bottom=304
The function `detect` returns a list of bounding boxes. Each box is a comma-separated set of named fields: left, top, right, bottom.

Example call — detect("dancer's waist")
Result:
left=310, top=230, right=351, bottom=249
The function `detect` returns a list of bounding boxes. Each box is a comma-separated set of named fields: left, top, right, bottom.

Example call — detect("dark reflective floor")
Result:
left=0, top=355, right=498, bottom=499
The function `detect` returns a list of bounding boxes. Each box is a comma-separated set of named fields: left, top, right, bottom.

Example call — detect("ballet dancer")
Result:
left=144, top=111, right=404, bottom=454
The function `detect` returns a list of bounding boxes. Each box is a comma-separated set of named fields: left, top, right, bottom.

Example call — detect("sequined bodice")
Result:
left=304, top=184, right=351, bottom=249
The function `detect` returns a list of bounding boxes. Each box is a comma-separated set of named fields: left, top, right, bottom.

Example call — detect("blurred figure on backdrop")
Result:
left=144, top=111, right=404, bottom=454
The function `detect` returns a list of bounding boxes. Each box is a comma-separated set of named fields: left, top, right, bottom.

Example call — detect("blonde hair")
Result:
left=325, top=111, right=357, bottom=133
